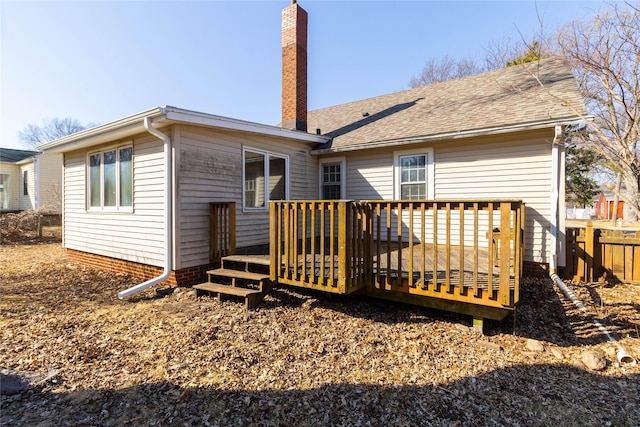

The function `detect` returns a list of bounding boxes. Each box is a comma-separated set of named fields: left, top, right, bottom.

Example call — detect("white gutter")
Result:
left=39, top=107, right=167, bottom=154
left=547, top=125, right=635, bottom=365
left=118, top=117, right=173, bottom=299
left=311, top=117, right=588, bottom=155
left=38, top=105, right=328, bottom=155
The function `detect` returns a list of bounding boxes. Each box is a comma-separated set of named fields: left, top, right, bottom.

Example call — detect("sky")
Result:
left=0, top=0, right=611, bottom=149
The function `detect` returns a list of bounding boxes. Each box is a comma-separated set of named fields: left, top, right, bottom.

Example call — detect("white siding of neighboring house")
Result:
left=174, top=125, right=317, bottom=270
left=18, top=162, right=36, bottom=211
left=63, top=134, right=167, bottom=267
left=37, top=153, right=63, bottom=213
left=325, top=128, right=559, bottom=265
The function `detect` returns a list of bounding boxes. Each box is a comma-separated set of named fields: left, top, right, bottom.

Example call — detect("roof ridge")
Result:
left=309, top=57, right=570, bottom=115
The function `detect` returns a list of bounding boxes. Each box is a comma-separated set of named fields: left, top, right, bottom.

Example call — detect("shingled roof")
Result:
left=0, top=148, right=38, bottom=163
left=309, top=58, right=587, bottom=152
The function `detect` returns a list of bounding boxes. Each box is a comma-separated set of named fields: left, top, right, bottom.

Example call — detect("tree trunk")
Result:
left=622, top=175, right=640, bottom=222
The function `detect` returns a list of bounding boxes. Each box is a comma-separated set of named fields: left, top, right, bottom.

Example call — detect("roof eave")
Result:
left=311, top=116, right=590, bottom=155
left=38, top=107, right=167, bottom=154
left=162, top=107, right=329, bottom=144
left=39, top=106, right=329, bottom=154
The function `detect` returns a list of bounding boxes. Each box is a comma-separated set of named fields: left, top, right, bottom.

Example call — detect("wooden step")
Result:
left=193, top=282, right=260, bottom=297
left=221, top=255, right=270, bottom=275
left=222, top=255, right=270, bottom=266
left=193, top=282, right=265, bottom=310
left=206, top=268, right=268, bottom=282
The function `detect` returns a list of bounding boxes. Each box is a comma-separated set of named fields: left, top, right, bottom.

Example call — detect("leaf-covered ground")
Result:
left=1, top=228, right=639, bottom=426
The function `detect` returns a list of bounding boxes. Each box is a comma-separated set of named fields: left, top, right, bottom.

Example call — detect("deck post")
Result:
left=269, top=201, right=278, bottom=282
left=498, top=202, right=512, bottom=306
left=337, top=201, right=348, bottom=293
left=472, top=317, right=484, bottom=333
left=585, top=220, right=594, bottom=282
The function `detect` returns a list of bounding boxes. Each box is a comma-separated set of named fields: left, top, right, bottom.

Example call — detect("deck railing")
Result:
left=366, top=200, right=524, bottom=308
left=269, top=201, right=370, bottom=293
left=270, top=200, right=524, bottom=308
left=209, top=202, right=236, bottom=263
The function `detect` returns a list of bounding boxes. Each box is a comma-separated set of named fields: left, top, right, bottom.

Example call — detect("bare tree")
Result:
left=555, top=3, right=640, bottom=220
left=484, top=35, right=550, bottom=71
left=19, top=117, right=87, bottom=149
left=410, top=36, right=551, bottom=88
left=409, top=54, right=487, bottom=88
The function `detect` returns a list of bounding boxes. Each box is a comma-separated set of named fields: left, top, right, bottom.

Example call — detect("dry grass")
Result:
left=1, top=230, right=639, bottom=426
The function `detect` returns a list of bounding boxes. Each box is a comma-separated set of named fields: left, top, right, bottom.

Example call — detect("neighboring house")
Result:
left=39, top=2, right=587, bottom=290
left=594, top=187, right=637, bottom=221
left=0, top=148, right=62, bottom=213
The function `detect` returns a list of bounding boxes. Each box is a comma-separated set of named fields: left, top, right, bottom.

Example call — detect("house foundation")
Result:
left=66, top=249, right=211, bottom=287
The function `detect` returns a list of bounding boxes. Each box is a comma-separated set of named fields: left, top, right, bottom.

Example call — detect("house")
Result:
left=0, top=148, right=63, bottom=214
left=594, top=188, right=635, bottom=221
left=39, top=2, right=587, bottom=323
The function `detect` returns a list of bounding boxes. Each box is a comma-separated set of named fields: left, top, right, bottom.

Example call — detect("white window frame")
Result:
left=242, top=146, right=289, bottom=212
left=393, top=147, right=434, bottom=200
left=87, top=143, right=133, bottom=212
left=319, top=157, right=346, bottom=200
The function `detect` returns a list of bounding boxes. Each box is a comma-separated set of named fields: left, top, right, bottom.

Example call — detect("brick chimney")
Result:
left=281, top=0, right=307, bottom=132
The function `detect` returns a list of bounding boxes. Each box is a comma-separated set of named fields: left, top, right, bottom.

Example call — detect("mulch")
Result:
left=1, top=229, right=638, bottom=426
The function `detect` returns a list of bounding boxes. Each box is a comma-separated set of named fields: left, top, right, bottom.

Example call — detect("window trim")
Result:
left=318, top=157, right=346, bottom=200
left=242, top=146, right=289, bottom=212
left=86, top=143, right=133, bottom=212
left=393, top=147, right=434, bottom=200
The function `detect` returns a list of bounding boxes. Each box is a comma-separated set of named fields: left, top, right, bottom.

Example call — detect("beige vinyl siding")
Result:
left=342, top=149, right=394, bottom=200
left=435, top=130, right=555, bottom=264
left=63, top=135, right=166, bottom=266
left=326, top=129, right=556, bottom=264
left=175, top=125, right=317, bottom=269
left=36, top=153, right=63, bottom=213
left=18, top=162, right=35, bottom=210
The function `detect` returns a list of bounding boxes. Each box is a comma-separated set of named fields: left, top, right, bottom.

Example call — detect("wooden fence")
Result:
left=566, top=222, right=640, bottom=284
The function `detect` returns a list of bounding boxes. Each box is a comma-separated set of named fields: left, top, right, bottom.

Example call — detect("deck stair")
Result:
left=193, top=255, right=272, bottom=309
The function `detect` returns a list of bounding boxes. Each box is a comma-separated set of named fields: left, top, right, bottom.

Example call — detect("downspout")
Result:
left=118, top=117, right=173, bottom=299
left=548, top=126, right=635, bottom=364
left=549, top=125, right=562, bottom=275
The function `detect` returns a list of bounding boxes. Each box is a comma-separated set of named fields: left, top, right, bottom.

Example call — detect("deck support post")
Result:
left=472, top=317, right=484, bottom=334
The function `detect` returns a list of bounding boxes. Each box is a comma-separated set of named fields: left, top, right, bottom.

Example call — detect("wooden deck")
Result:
left=210, top=199, right=524, bottom=324
left=268, top=200, right=524, bottom=321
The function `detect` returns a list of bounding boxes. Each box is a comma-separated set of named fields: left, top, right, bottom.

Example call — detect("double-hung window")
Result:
left=394, top=148, right=434, bottom=200
left=319, top=157, right=346, bottom=200
left=243, top=147, right=288, bottom=210
left=88, top=145, right=133, bottom=210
